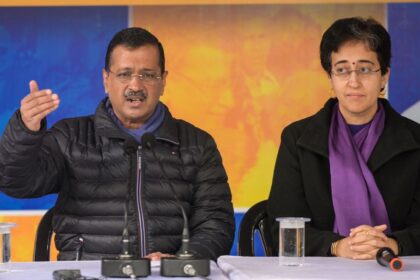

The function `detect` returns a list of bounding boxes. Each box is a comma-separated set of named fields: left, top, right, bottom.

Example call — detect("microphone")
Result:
left=101, top=138, right=151, bottom=278
left=75, top=237, right=84, bottom=261
left=376, top=247, right=404, bottom=272
left=141, top=133, right=210, bottom=277
left=123, top=138, right=138, bottom=155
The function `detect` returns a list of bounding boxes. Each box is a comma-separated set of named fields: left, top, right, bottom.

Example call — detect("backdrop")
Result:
left=0, top=2, right=419, bottom=261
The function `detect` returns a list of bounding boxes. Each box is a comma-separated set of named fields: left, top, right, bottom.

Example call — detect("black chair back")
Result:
left=238, top=200, right=273, bottom=256
left=33, top=207, right=54, bottom=261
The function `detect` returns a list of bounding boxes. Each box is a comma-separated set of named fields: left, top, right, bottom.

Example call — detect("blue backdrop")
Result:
left=0, top=7, right=128, bottom=210
left=388, top=3, right=420, bottom=113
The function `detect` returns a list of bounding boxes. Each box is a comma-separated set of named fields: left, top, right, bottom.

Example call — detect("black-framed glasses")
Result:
left=108, top=70, right=163, bottom=84
left=331, top=67, right=381, bottom=80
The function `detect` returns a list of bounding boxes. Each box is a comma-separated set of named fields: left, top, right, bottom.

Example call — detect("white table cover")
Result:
left=217, top=256, right=420, bottom=280
left=0, top=260, right=227, bottom=280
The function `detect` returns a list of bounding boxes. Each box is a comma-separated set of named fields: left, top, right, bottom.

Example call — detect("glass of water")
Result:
left=276, top=217, right=310, bottom=266
left=0, top=222, right=16, bottom=272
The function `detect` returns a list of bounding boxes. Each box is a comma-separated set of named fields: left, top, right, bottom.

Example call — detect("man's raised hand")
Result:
left=20, top=80, right=60, bottom=131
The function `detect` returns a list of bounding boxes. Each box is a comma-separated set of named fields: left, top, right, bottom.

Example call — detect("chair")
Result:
left=238, top=200, right=273, bottom=256
left=33, top=207, right=54, bottom=261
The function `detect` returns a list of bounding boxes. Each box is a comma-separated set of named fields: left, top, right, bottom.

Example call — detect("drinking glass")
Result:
left=0, top=222, right=16, bottom=272
left=276, top=217, right=310, bottom=266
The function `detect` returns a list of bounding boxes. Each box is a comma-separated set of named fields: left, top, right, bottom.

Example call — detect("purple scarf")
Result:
left=329, top=103, right=391, bottom=236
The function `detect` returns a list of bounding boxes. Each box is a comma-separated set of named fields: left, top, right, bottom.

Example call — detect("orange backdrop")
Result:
left=133, top=4, right=385, bottom=207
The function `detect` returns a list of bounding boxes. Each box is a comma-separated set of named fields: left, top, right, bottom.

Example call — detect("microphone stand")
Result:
left=101, top=204, right=151, bottom=278
left=101, top=140, right=151, bottom=278
left=141, top=133, right=210, bottom=277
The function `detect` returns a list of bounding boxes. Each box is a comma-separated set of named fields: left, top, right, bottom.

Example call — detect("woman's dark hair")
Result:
left=104, top=27, right=165, bottom=73
left=320, top=17, right=391, bottom=76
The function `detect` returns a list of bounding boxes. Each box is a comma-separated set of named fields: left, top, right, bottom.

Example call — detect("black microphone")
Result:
left=376, top=247, right=404, bottom=272
left=123, top=138, right=138, bottom=155
left=101, top=138, right=151, bottom=278
left=141, top=133, right=210, bottom=277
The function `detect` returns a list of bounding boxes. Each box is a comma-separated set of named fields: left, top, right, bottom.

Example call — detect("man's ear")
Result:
left=160, top=71, right=168, bottom=96
left=103, top=69, right=109, bottom=94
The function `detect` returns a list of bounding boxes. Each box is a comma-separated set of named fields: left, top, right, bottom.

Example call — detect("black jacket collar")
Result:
left=297, top=98, right=335, bottom=158
left=155, top=110, right=180, bottom=145
left=94, top=98, right=129, bottom=140
left=297, top=98, right=420, bottom=170
left=93, top=98, right=179, bottom=145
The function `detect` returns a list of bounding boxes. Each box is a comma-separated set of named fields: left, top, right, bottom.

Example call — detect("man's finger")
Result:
left=29, top=80, right=39, bottom=93
left=145, top=251, right=173, bottom=261
left=31, top=102, right=60, bottom=120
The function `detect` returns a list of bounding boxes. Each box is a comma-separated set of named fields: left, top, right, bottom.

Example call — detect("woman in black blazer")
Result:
left=268, top=17, right=420, bottom=259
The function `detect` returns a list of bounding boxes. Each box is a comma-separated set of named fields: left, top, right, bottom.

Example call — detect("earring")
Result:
left=379, top=87, right=386, bottom=97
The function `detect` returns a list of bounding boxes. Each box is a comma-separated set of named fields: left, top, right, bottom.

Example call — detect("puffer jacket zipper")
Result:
left=136, top=146, right=147, bottom=257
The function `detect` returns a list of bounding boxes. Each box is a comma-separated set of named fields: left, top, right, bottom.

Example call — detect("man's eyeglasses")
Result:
left=108, top=70, right=163, bottom=84
left=331, top=67, right=381, bottom=80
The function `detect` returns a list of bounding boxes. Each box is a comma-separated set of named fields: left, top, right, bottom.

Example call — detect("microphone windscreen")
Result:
left=123, top=139, right=138, bottom=154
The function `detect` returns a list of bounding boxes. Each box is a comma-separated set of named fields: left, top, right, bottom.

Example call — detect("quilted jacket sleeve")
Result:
left=187, top=134, right=235, bottom=261
left=0, top=110, right=64, bottom=198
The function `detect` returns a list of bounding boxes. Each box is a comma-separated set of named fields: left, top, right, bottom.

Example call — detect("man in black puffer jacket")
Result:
left=0, top=27, right=235, bottom=261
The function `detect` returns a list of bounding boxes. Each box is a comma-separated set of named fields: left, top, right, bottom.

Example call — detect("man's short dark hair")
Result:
left=320, top=17, right=391, bottom=76
left=105, top=27, right=165, bottom=73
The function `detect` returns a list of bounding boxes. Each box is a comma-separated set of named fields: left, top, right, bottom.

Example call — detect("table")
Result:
left=217, top=256, right=420, bottom=280
left=0, top=260, right=228, bottom=279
